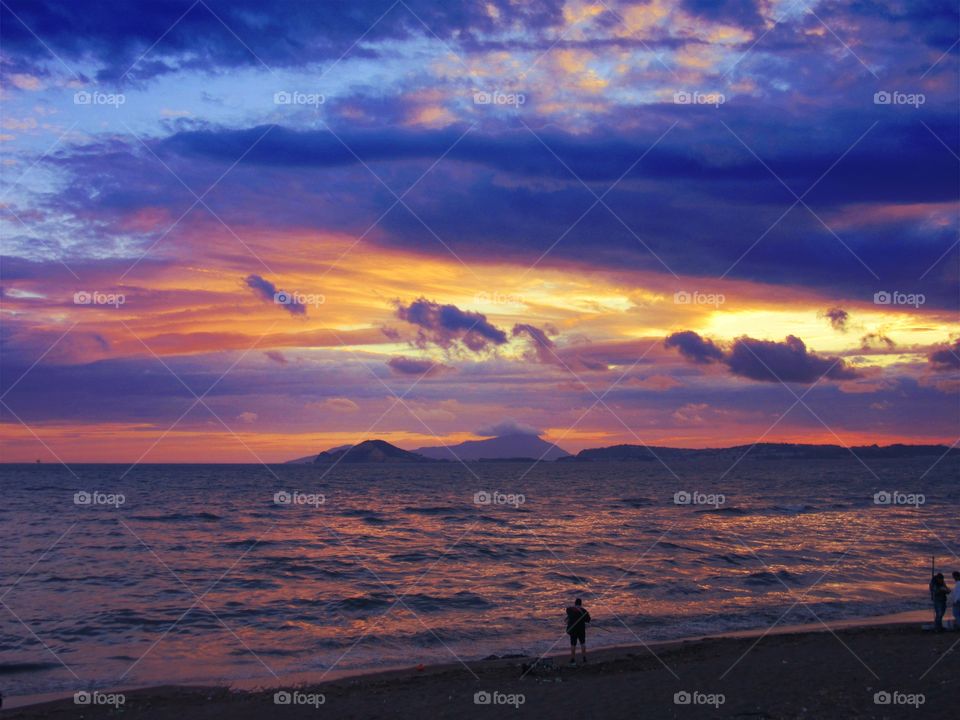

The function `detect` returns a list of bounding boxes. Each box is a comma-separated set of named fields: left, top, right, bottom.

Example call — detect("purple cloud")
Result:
left=396, top=298, right=507, bottom=352
left=245, top=274, right=305, bottom=316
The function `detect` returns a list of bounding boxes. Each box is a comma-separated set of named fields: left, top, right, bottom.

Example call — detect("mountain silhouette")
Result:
left=414, top=433, right=569, bottom=461
left=312, top=439, right=432, bottom=464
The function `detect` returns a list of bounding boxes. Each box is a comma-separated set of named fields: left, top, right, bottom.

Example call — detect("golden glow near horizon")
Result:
left=2, top=229, right=957, bottom=462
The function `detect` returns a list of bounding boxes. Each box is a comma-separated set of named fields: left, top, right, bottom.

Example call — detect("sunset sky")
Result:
left=1, top=0, right=958, bottom=462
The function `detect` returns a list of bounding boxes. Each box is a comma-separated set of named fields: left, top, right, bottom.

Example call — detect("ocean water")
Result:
left=0, top=456, right=957, bottom=698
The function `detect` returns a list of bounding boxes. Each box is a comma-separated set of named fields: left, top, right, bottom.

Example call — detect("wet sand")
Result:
left=4, top=620, right=956, bottom=719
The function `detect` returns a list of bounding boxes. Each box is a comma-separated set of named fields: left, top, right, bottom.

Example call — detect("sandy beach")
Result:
left=5, top=620, right=955, bottom=719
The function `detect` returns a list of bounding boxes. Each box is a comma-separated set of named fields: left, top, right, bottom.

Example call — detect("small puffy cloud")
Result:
left=475, top=418, right=542, bottom=437
left=315, top=397, right=359, bottom=412
left=245, top=274, right=305, bottom=316
left=928, top=339, right=960, bottom=370
left=664, top=331, right=725, bottom=364
left=265, top=350, right=288, bottom=364
left=387, top=356, right=453, bottom=377
left=395, top=297, right=507, bottom=352
left=671, top=403, right=709, bottom=425
left=237, top=411, right=258, bottom=423
left=820, top=307, right=849, bottom=332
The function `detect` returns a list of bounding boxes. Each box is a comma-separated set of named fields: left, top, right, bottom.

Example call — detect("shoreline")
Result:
left=4, top=608, right=948, bottom=715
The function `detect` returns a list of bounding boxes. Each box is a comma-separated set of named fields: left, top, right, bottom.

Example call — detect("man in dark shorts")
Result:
left=566, top=597, right=591, bottom=665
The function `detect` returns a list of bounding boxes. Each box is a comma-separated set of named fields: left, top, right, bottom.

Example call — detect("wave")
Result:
left=129, top=511, right=223, bottom=522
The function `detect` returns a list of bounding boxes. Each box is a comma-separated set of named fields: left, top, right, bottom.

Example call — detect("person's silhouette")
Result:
left=565, top=597, right=591, bottom=665
left=931, top=573, right=949, bottom=631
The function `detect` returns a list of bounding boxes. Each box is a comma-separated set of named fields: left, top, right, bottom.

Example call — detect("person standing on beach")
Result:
left=930, top=573, right=949, bottom=631
left=950, top=572, right=960, bottom=630
left=566, top=598, right=591, bottom=665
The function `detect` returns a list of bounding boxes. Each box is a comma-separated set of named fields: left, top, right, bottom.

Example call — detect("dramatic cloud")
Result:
left=726, top=336, right=859, bottom=384
left=387, top=356, right=452, bottom=377
left=666, top=331, right=859, bottom=383
left=928, top=339, right=960, bottom=370
left=475, top=418, right=542, bottom=437
left=244, top=274, right=305, bottom=316
left=821, top=307, right=850, bottom=332
left=395, top=298, right=507, bottom=352
left=0, top=0, right=566, bottom=81
left=664, top=331, right=725, bottom=364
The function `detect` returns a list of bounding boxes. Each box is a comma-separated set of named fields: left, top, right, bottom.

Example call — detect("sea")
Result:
left=0, top=455, right=957, bottom=699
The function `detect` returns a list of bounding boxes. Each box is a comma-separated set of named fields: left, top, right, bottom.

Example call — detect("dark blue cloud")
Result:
left=245, top=274, right=305, bottom=315
left=664, top=331, right=725, bottom=364
left=928, top=339, right=960, bottom=369
left=726, top=335, right=859, bottom=383
left=666, top=331, right=859, bottom=383
left=0, top=0, right=565, bottom=82
left=396, top=298, right=507, bottom=351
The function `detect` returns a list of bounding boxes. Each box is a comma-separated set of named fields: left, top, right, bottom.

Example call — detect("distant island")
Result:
left=287, top=439, right=957, bottom=464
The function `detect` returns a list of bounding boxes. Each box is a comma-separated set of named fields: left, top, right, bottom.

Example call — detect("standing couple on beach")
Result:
left=930, top=571, right=960, bottom=631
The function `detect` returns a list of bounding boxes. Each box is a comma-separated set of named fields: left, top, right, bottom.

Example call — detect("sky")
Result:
left=1, top=0, right=958, bottom=462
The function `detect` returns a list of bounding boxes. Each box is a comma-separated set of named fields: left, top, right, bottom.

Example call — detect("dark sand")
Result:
left=4, top=624, right=956, bottom=719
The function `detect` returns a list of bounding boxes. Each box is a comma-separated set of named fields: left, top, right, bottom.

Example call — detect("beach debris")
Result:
left=520, top=658, right=558, bottom=678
